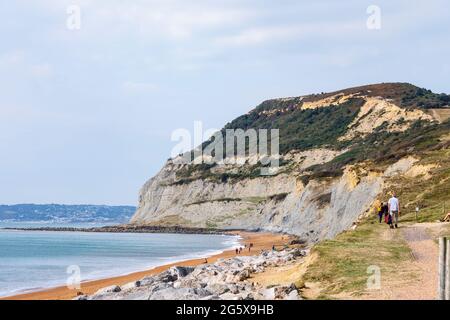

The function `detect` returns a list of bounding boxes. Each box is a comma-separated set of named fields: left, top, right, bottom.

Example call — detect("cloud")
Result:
left=122, top=81, right=159, bottom=93
left=31, top=63, right=52, bottom=77
left=214, top=21, right=364, bottom=47
left=0, top=50, right=25, bottom=67
left=35, top=0, right=254, bottom=41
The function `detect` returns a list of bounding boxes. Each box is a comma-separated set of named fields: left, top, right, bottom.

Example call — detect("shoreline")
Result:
left=2, top=231, right=290, bottom=300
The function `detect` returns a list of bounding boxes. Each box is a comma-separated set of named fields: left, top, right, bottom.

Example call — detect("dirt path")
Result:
left=364, top=223, right=441, bottom=300
left=398, top=225, right=438, bottom=299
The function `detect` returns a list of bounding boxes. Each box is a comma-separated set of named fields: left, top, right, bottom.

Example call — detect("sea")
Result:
left=0, top=221, right=240, bottom=297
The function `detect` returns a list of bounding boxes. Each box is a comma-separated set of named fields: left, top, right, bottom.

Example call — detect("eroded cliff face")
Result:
left=131, top=151, right=385, bottom=242
left=131, top=83, right=450, bottom=241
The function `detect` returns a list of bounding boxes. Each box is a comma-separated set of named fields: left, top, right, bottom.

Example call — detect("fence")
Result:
left=438, top=237, right=450, bottom=300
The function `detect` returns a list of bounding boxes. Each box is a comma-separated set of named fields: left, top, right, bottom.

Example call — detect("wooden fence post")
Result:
left=446, top=238, right=450, bottom=300
left=438, top=237, right=447, bottom=300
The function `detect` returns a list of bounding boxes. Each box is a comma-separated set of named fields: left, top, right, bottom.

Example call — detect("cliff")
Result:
left=131, top=83, right=450, bottom=242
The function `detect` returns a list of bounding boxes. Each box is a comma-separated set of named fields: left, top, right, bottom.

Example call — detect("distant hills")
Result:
left=0, top=204, right=136, bottom=224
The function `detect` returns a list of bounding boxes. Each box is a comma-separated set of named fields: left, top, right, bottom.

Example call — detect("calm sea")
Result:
left=0, top=225, right=239, bottom=297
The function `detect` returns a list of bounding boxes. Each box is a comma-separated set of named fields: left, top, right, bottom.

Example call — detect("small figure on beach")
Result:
left=272, top=245, right=276, bottom=251
left=204, top=258, right=208, bottom=264
left=388, top=192, right=400, bottom=229
left=235, top=248, right=239, bottom=255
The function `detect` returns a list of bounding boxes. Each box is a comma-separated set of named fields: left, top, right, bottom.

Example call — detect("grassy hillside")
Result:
left=300, top=125, right=450, bottom=299
left=171, top=83, right=450, bottom=185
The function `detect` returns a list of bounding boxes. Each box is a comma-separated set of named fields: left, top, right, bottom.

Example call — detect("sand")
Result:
left=2, top=231, right=289, bottom=300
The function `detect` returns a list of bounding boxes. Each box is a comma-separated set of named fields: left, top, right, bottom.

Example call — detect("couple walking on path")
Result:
left=378, top=192, right=400, bottom=229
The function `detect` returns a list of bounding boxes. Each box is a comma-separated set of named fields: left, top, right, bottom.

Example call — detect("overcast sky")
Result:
left=1, top=0, right=449, bottom=205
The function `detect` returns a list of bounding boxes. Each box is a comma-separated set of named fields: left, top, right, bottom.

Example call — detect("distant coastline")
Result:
left=0, top=204, right=135, bottom=225
left=2, top=224, right=247, bottom=235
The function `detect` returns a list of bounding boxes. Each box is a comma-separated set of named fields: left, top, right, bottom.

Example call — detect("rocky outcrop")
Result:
left=76, top=248, right=307, bottom=300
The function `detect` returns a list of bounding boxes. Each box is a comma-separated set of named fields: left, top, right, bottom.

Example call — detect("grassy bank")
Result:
left=390, top=148, right=450, bottom=223
left=302, top=219, right=415, bottom=299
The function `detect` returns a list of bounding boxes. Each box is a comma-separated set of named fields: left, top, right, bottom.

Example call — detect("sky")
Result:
left=0, top=0, right=449, bottom=206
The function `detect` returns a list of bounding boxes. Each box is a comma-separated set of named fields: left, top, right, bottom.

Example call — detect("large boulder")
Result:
left=168, top=266, right=195, bottom=278
left=94, top=285, right=121, bottom=295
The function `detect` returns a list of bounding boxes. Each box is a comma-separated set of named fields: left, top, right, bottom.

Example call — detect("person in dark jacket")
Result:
left=377, top=203, right=384, bottom=223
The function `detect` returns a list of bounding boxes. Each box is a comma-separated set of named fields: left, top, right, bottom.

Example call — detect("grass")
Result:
left=184, top=195, right=288, bottom=207
left=303, top=219, right=414, bottom=298
left=387, top=148, right=450, bottom=223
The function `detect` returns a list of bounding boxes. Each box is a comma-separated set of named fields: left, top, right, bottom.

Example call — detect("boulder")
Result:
left=148, top=287, right=200, bottom=300
left=205, top=283, right=230, bottom=295
left=154, top=270, right=177, bottom=283
left=284, top=290, right=301, bottom=300
left=200, top=295, right=221, bottom=300
left=219, top=292, right=244, bottom=300
left=121, top=281, right=141, bottom=291
left=261, top=288, right=275, bottom=300
left=169, top=266, right=195, bottom=278
left=94, top=285, right=121, bottom=295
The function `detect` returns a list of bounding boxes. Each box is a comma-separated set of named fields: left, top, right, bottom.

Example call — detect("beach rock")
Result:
left=83, top=247, right=308, bottom=301
left=94, top=285, right=121, bottom=295
left=200, top=295, right=221, bottom=300
left=168, top=266, right=195, bottom=278
left=284, top=290, right=301, bottom=300
left=116, top=290, right=152, bottom=300
left=237, top=269, right=250, bottom=281
left=154, top=270, right=177, bottom=283
left=121, top=281, right=141, bottom=291
left=148, top=287, right=200, bottom=300
left=274, top=284, right=297, bottom=299
left=178, top=277, right=201, bottom=289
left=289, top=238, right=307, bottom=245
left=205, top=283, right=230, bottom=295
left=139, top=276, right=156, bottom=287
left=219, top=292, right=244, bottom=300
left=227, top=284, right=240, bottom=294
left=261, top=288, right=275, bottom=300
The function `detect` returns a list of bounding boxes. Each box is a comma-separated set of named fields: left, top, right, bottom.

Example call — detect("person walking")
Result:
left=388, top=192, right=400, bottom=229
left=377, top=202, right=384, bottom=223
left=382, top=202, right=389, bottom=224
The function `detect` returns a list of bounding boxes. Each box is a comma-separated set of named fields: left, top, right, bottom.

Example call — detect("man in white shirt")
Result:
left=388, top=192, right=400, bottom=229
